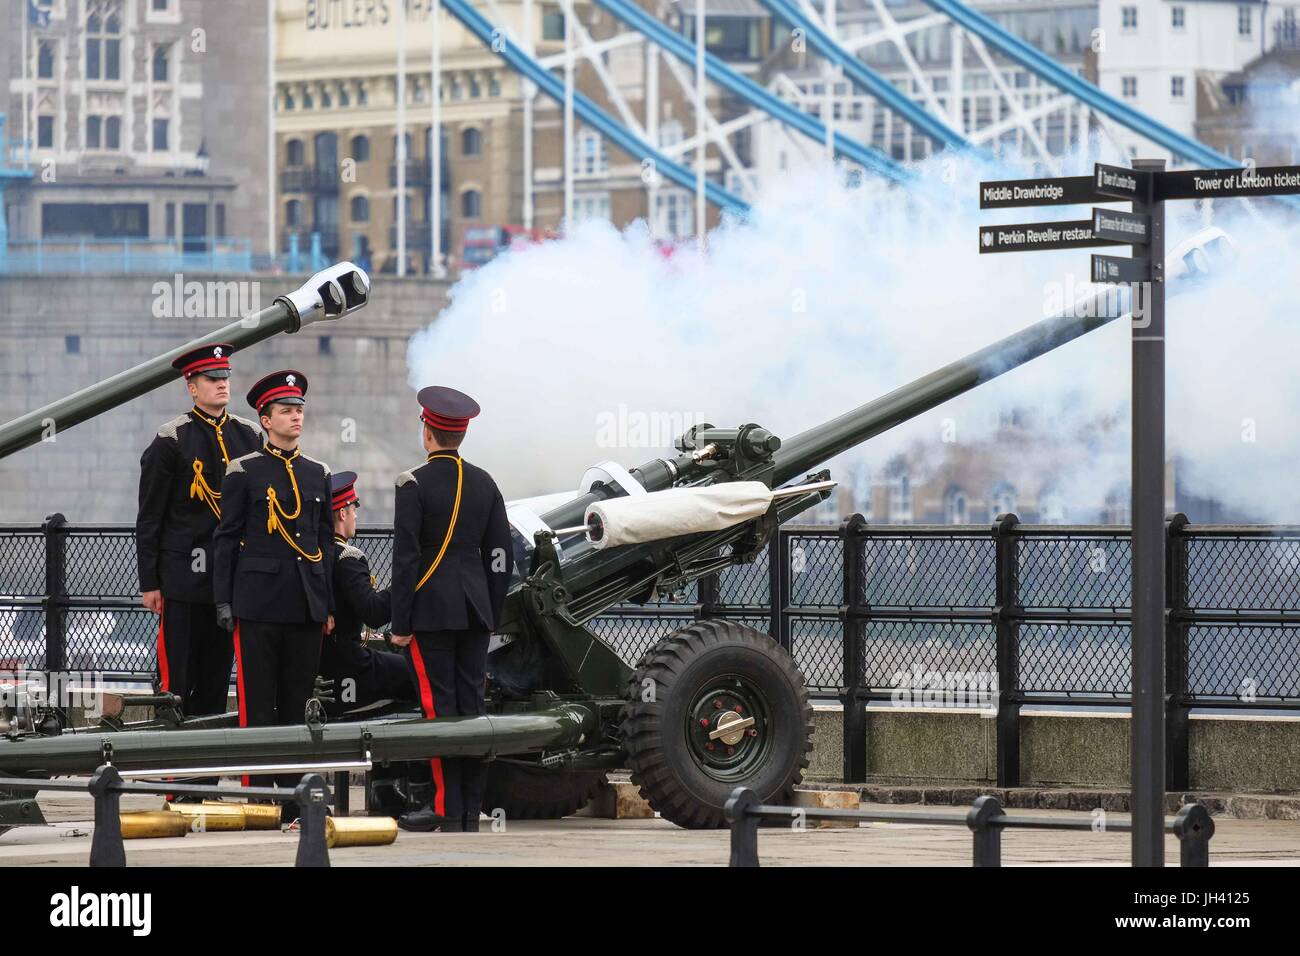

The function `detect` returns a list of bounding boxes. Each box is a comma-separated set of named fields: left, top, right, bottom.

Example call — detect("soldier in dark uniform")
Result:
left=390, top=386, right=512, bottom=833
left=211, top=370, right=334, bottom=799
left=136, top=343, right=260, bottom=719
left=322, top=470, right=415, bottom=717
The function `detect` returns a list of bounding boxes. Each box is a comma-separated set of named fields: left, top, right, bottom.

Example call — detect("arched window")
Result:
left=350, top=195, right=370, bottom=222
left=285, top=199, right=303, bottom=228
left=944, top=487, right=968, bottom=524
left=350, top=134, right=370, bottom=162
left=286, top=138, right=305, bottom=166
left=988, top=482, right=1017, bottom=521
left=393, top=131, right=413, bottom=159
left=461, top=127, right=482, bottom=156
left=461, top=189, right=481, bottom=219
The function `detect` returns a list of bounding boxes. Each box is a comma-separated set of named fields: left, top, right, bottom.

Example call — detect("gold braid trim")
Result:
left=415, top=454, right=464, bottom=591
left=188, top=407, right=232, bottom=519
left=264, top=445, right=323, bottom=563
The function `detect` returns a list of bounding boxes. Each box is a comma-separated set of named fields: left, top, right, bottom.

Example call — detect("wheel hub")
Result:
left=685, top=677, right=772, bottom=781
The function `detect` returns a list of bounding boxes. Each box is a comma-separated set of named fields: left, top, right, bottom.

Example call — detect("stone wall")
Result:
left=0, top=271, right=450, bottom=524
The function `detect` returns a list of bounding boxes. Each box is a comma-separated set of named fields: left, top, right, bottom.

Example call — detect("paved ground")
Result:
left=3, top=788, right=1300, bottom=866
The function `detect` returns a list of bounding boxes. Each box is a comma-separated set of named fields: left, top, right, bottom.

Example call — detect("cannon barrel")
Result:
left=541, top=284, right=1131, bottom=536
left=0, top=262, right=372, bottom=460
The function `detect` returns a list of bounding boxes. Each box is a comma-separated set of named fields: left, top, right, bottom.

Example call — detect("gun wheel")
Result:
left=480, top=761, right=606, bottom=820
left=621, top=619, right=813, bottom=829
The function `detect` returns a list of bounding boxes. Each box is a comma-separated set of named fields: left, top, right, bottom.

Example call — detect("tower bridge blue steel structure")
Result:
left=444, top=0, right=1280, bottom=213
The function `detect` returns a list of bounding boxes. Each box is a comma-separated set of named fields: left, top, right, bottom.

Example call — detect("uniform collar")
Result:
left=190, top=406, right=228, bottom=429
left=333, top=534, right=348, bottom=546
left=264, top=441, right=301, bottom=461
left=427, top=451, right=462, bottom=462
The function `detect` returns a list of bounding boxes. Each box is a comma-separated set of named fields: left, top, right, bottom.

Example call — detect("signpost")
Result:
left=976, top=159, right=1300, bottom=867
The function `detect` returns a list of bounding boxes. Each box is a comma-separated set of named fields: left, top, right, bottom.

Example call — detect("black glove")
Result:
left=215, top=602, right=235, bottom=633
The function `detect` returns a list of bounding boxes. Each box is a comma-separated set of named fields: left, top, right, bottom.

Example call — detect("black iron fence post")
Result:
left=768, top=530, right=790, bottom=652
left=967, top=794, right=1005, bottom=867
left=42, top=513, right=67, bottom=672
left=839, top=514, right=868, bottom=784
left=88, top=763, right=126, bottom=867
left=993, top=513, right=1021, bottom=787
left=1172, top=803, right=1214, bottom=867
left=1165, top=513, right=1191, bottom=792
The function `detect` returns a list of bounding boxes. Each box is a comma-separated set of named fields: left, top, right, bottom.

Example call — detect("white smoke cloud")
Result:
left=407, top=150, right=1300, bottom=522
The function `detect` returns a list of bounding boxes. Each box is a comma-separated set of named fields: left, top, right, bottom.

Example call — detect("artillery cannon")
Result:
left=0, top=231, right=1236, bottom=830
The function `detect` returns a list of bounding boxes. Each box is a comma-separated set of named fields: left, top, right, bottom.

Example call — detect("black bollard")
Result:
left=725, top=787, right=761, bottom=867
left=1173, top=803, right=1214, bottom=868
left=294, top=773, right=331, bottom=868
left=967, top=795, right=1005, bottom=867
left=88, top=764, right=126, bottom=868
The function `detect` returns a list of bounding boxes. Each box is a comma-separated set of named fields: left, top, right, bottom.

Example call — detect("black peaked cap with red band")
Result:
left=247, top=370, right=309, bottom=413
left=417, top=385, right=480, bottom=433
left=173, top=343, right=234, bottom=379
left=330, top=471, right=359, bottom=512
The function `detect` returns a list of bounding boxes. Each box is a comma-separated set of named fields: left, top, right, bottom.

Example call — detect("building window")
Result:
left=350, top=195, right=370, bottom=222
left=1237, top=6, right=1252, bottom=36
left=339, top=85, right=351, bottom=107
left=65, top=335, right=81, bottom=355
left=37, top=41, right=55, bottom=79
left=469, top=75, right=482, bottom=98
left=322, top=86, right=333, bottom=108
left=450, top=76, right=464, bottom=100
left=393, top=131, right=412, bottom=160
left=573, top=192, right=610, bottom=223
left=1171, top=6, right=1185, bottom=29
left=358, top=83, right=368, bottom=105
left=84, top=115, right=123, bottom=150
left=1121, top=76, right=1137, bottom=98
left=166, top=202, right=176, bottom=238
left=488, top=74, right=501, bottom=97
left=85, top=9, right=122, bottom=82
left=37, top=115, right=54, bottom=149
left=887, top=473, right=913, bottom=524
left=944, top=488, right=968, bottom=525
left=1171, top=75, right=1185, bottom=99
left=152, top=44, right=170, bottom=83
left=318, top=336, right=332, bottom=355
left=988, top=483, right=1017, bottom=521
left=216, top=203, right=226, bottom=238
left=287, top=139, right=305, bottom=165
left=1121, top=6, right=1137, bottom=31
left=461, top=189, right=482, bottom=219
left=659, top=119, right=684, bottom=149
left=576, top=128, right=608, bottom=176
left=654, top=189, right=693, bottom=238
left=285, top=199, right=303, bottom=228
left=303, top=87, right=314, bottom=109
left=153, top=0, right=171, bottom=10
left=542, top=9, right=565, bottom=40
left=461, top=127, right=481, bottom=156
left=284, top=89, right=295, bottom=110
left=350, top=135, right=370, bottom=162
left=153, top=118, right=169, bottom=151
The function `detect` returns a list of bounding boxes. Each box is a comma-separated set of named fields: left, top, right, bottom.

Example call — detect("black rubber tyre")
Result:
left=480, top=761, right=607, bottom=820
left=621, top=619, right=813, bottom=829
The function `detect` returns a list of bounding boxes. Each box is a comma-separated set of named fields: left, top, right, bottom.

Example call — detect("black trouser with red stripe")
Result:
left=408, top=628, right=490, bottom=821
left=157, top=599, right=234, bottom=717
left=234, top=619, right=323, bottom=791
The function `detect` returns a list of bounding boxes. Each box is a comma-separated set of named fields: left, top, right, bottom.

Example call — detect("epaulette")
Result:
left=337, top=543, right=367, bottom=563
left=225, top=451, right=260, bottom=475
left=396, top=470, right=416, bottom=487
left=299, top=453, right=331, bottom=476
left=156, top=415, right=189, bottom=441
left=229, top=413, right=261, bottom=433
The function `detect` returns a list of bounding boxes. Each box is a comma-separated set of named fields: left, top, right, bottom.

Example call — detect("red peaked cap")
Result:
left=330, top=471, right=359, bottom=512
left=418, top=385, right=480, bottom=433
left=173, top=343, right=234, bottom=379
left=247, top=369, right=309, bottom=413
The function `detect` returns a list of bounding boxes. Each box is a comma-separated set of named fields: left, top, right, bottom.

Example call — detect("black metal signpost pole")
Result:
left=1129, top=159, right=1166, bottom=867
